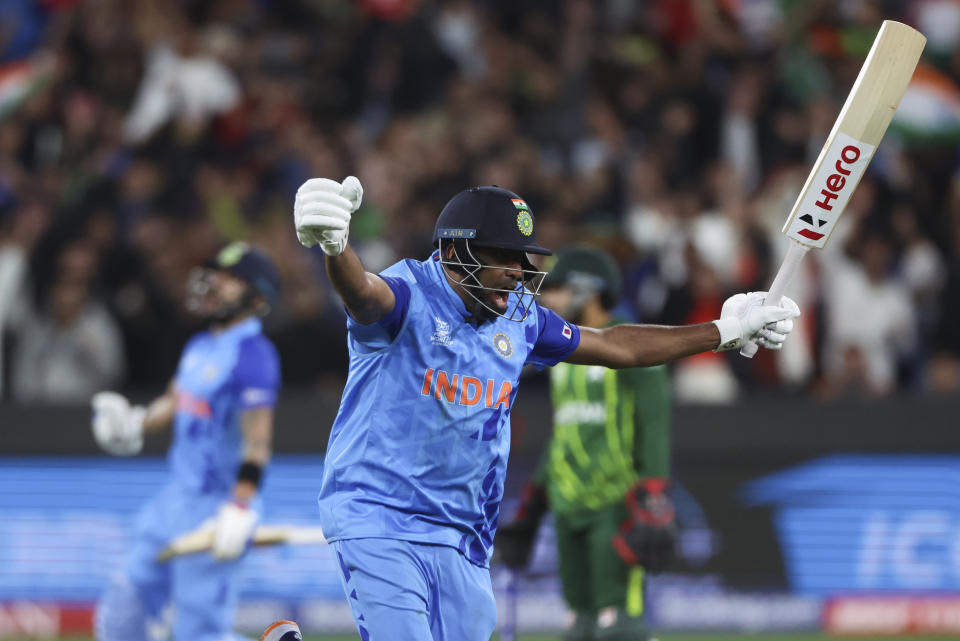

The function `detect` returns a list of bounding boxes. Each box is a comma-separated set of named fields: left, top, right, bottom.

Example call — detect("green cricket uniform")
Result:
left=539, top=357, right=671, bottom=619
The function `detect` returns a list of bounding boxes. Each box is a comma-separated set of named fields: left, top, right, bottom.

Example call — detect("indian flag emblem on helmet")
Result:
left=516, top=210, right=534, bottom=237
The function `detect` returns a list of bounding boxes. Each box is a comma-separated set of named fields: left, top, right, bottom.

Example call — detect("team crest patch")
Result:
left=516, top=210, right=533, bottom=237
left=492, top=332, right=514, bottom=358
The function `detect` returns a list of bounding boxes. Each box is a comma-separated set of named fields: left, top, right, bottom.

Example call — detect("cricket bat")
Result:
left=157, top=524, right=327, bottom=561
left=741, top=20, right=926, bottom=358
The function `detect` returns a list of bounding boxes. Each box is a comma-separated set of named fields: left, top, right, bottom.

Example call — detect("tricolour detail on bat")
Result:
left=783, top=132, right=876, bottom=249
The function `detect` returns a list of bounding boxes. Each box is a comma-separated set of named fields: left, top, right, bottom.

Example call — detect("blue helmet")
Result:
left=187, top=242, right=281, bottom=323
left=211, top=242, right=281, bottom=306
left=432, top=186, right=552, bottom=258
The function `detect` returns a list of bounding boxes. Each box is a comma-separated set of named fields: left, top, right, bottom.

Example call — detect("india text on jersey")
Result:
left=420, top=368, right=513, bottom=408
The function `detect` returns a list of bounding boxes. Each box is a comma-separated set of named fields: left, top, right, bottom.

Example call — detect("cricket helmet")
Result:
left=210, top=241, right=281, bottom=306
left=432, top=186, right=550, bottom=322
left=543, top=246, right=622, bottom=310
left=187, top=241, right=280, bottom=322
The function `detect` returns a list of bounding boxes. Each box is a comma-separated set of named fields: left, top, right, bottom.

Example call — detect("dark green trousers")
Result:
left=555, top=503, right=646, bottom=630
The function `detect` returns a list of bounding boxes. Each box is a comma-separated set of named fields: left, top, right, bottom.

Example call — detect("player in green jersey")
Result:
left=497, top=246, right=675, bottom=641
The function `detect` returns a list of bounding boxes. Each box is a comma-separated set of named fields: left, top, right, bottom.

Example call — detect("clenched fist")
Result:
left=293, top=176, right=363, bottom=256
left=713, top=291, right=800, bottom=352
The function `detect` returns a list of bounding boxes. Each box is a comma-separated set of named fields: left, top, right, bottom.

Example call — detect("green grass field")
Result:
left=7, top=635, right=956, bottom=641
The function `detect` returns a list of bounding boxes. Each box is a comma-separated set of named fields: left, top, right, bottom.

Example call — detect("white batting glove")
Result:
left=91, top=391, right=145, bottom=456
left=293, top=176, right=363, bottom=256
left=713, top=291, right=800, bottom=352
left=212, top=501, right=258, bottom=561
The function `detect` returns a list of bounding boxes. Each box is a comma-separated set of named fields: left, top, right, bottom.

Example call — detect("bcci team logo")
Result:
left=516, top=210, right=533, bottom=236
left=492, top=332, right=513, bottom=358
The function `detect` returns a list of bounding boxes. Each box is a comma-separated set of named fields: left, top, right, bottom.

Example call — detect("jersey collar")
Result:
left=212, top=316, right=262, bottom=342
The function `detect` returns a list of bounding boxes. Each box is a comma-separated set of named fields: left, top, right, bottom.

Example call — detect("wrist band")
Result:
left=237, top=461, right=263, bottom=488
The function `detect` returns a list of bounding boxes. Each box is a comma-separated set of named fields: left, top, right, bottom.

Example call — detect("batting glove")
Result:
left=91, top=391, right=145, bottom=456
left=713, top=291, right=800, bottom=352
left=495, top=482, right=549, bottom=570
left=612, top=478, right=677, bottom=574
left=293, top=176, right=363, bottom=256
left=212, top=501, right=258, bottom=561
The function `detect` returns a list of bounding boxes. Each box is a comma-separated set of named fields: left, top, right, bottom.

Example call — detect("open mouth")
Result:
left=492, top=291, right=509, bottom=310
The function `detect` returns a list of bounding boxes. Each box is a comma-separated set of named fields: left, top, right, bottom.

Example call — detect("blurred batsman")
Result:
left=91, top=242, right=281, bottom=641
left=498, top=247, right=674, bottom=641
left=292, top=177, right=799, bottom=641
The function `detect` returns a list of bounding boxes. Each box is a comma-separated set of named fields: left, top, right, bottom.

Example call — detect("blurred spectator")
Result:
left=123, top=31, right=240, bottom=144
left=11, top=240, right=124, bottom=402
left=820, top=227, right=916, bottom=398
left=0, top=198, right=50, bottom=397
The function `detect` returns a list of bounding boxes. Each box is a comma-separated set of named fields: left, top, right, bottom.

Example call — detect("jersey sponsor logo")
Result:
left=785, top=132, right=875, bottom=249
left=176, top=389, right=212, bottom=419
left=431, top=317, right=453, bottom=346
left=554, top=401, right=606, bottom=424
left=420, top=368, right=513, bottom=409
left=562, top=324, right=572, bottom=339
left=516, top=210, right=533, bottom=236
left=492, top=332, right=513, bottom=358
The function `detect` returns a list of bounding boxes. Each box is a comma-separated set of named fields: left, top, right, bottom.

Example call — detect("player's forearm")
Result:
left=234, top=408, right=274, bottom=503
left=142, top=392, right=175, bottom=433
left=572, top=323, right=721, bottom=368
left=233, top=479, right=258, bottom=503
left=325, top=245, right=398, bottom=324
left=240, top=407, right=273, bottom=466
left=619, top=323, right=720, bottom=366
left=325, top=245, right=387, bottom=323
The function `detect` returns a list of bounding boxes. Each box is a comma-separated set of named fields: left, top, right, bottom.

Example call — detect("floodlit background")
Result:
left=1, top=0, right=960, bottom=639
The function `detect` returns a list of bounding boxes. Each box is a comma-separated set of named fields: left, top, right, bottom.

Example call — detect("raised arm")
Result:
left=566, top=292, right=800, bottom=369
left=568, top=323, right=721, bottom=368
left=294, top=176, right=394, bottom=324
left=325, top=245, right=396, bottom=325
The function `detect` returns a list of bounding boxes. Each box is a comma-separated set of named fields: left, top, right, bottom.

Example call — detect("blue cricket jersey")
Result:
left=167, top=317, right=281, bottom=495
left=317, top=251, right=580, bottom=566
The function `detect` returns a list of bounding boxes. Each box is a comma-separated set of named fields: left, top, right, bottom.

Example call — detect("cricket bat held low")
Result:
left=157, top=524, right=327, bottom=561
left=741, top=20, right=926, bottom=357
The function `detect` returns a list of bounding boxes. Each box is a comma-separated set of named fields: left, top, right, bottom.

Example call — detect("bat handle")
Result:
left=740, top=240, right=809, bottom=358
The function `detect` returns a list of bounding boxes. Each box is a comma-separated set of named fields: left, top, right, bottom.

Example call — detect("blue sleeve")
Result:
left=526, top=305, right=581, bottom=369
left=346, top=275, right=411, bottom=350
left=233, top=336, right=281, bottom=410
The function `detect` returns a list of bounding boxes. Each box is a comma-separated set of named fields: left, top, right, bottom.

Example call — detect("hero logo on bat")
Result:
left=785, top=132, right=876, bottom=250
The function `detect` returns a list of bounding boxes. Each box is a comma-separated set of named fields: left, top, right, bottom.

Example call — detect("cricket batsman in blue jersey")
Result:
left=281, top=176, right=799, bottom=641
left=90, top=242, right=282, bottom=641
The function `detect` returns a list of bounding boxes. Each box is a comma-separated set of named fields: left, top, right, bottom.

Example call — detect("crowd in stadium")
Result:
left=1, top=0, right=959, bottom=403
